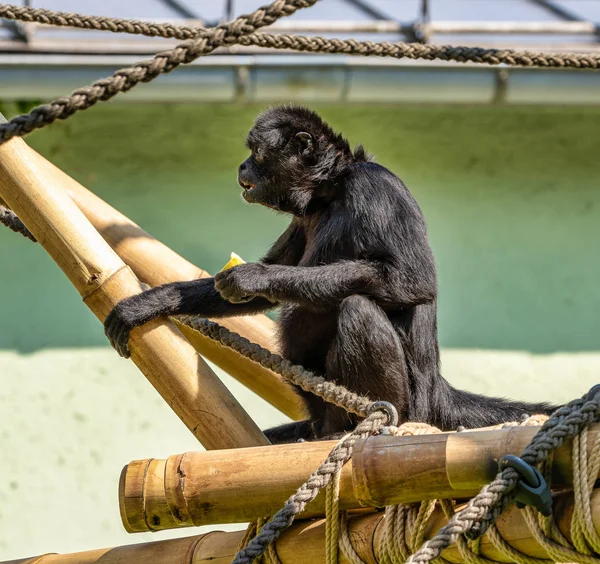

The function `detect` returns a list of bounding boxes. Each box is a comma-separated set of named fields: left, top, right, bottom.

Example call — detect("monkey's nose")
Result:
left=239, top=162, right=247, bottom=172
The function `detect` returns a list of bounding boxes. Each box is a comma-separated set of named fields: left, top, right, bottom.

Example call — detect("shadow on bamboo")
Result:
left=30, top=148, right=304, bottom=421
left=0, top=134, right=268, bottom=450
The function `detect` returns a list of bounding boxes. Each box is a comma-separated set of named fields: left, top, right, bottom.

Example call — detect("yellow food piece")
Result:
left=220, top=252, right=246, bottom=272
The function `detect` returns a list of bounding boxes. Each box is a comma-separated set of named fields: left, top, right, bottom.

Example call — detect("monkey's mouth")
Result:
left=238, top=179, right=256, bottom=191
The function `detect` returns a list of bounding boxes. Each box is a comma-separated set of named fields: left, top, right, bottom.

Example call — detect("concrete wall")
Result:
left=0, top=104, right=599, bottom=558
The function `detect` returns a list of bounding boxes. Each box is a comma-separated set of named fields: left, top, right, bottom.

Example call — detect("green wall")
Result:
left=0, top=104, right=598, bottom=353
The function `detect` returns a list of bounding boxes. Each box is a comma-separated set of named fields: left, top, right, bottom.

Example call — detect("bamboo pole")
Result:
left=27, top=148, right=303, bottom=421
left=118, top=424, right=598, bottom=532
left=0, top=135, right=268, bottom=449
left=5, top=489, right=597, bottom=564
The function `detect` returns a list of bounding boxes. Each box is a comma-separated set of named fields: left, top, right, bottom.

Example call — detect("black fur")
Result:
left=104, top=105, right=557, bottom=442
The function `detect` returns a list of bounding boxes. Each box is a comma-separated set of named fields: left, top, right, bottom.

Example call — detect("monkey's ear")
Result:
left=295, top=132, right=314, bottom=155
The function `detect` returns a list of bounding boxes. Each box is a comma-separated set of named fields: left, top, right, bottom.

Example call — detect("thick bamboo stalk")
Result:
left=119, top=424, right=600, bottom=532
left=0, top=135, right=268, bottom=449
left=28, top=148, right=304, bottom=421
left=5, top=489, right=597, bottom=564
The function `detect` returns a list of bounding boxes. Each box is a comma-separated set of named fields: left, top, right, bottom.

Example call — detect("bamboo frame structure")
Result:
left=5, top=488, right=596, bottom=564
left=28, top=148, right=304, bottom=421
left=0, top=135, right=268, bottom=449
left=119, top=424, right=598, bottom=531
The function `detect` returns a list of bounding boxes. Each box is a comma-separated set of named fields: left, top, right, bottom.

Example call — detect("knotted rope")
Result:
left=404, top=387, right=600, bottom=564
left=320, top=411, right=600, bottom=564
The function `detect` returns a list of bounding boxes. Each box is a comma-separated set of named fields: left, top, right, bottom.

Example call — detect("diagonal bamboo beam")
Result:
left=0, top=134, right=268, bottom=449
left=3, top=489, right=594, bottom=564
left=29, top=148, right=304, bottom=421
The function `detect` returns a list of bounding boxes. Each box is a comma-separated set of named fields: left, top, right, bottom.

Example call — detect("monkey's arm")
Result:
left=104, top=278, right=276, bottom=358
left=214, top=260, right=435, bottom=308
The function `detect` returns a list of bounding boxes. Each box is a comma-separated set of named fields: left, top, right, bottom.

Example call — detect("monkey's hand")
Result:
left=104, top=299, right=140, bottom=359
left=214, top=263, right=269, bottom=304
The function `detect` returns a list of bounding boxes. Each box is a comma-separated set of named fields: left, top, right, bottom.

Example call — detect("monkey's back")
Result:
left=278, top=160, right=440, bottom=395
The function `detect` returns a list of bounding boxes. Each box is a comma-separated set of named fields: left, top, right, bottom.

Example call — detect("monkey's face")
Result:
left=238, top=106, right=359, bottom=215
left=238, top=126, right=317, bottom=216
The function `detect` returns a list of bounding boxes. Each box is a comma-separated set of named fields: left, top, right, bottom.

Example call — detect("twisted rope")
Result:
left=232, top=411, right=388, bottom=564
left=571, top=428, right=600, bottom=554
left=0, top=0, right=316, bottom=145
left=339, top=511, right=365, bottom=564
left=406, top=387, right=600, bottom=564
left=237, top=518, right=283, bottom=564
left=325, top=460, right=343, bottom=564
left=1, top=4, right=599, bottom=71
left=0, top=4, right=597, bottom=148
left=180, top=316, right=372, bottom=417
left=0, top=4, right=600, bottom=69
left=0, top=4, right=203, bottom=39
left=241, top=35, right=600, bottom=69
left=333, top=412, right=600, bottom=564
left=0, top=204, right=35, bottom=241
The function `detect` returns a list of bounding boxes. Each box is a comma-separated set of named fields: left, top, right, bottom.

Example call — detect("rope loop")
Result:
left=367, top=401, right=399, bottom=427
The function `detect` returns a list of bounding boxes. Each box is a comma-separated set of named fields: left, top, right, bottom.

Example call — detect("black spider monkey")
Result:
left=104, top=105, right=557, bottom=443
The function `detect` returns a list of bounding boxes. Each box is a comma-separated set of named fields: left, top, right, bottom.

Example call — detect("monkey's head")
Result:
left=238, top=105, right=368, bottom=215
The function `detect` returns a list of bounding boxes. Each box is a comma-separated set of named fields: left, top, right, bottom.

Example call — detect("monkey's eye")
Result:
left=254, top=147, right=262, bottom=156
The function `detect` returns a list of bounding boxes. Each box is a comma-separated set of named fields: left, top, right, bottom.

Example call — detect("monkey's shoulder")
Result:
left=342, top=162, right=422, bottom=218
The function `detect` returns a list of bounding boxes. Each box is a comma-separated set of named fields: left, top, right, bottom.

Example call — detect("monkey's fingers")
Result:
left=215, top=269, right=255, bottom=303
left=213, top=270, right=232, bottom=291
left=104, top=310, right=131, bottom=359
left=110, top=322, right=131, bottom=359
left=217, top=284, right=253, bottom=304
left=228, top=293, right=254, bottom=304
left=113, top=329, right=131, bottom=359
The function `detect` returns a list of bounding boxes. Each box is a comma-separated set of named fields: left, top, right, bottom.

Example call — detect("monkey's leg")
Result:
left=320, top=295, right=410, bottom=437
left=263, top=420, right=316, bottom=444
